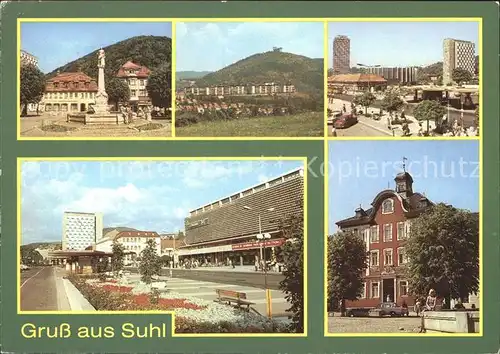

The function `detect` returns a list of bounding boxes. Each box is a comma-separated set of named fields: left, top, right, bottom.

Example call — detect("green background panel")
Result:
left=1, top=1, right=499, bottom=353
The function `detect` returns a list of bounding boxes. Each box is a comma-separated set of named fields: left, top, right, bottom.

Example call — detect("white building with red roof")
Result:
left=41, top=72, right=98, bottom=114
left=116, top=61, right=152, bottom=111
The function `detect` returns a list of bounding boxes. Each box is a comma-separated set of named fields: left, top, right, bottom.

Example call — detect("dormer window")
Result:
left=382, top=199, right=394, bottom=214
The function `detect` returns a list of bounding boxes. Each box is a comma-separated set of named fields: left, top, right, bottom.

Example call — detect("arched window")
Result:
left=382, top=199, right=394, bottom=214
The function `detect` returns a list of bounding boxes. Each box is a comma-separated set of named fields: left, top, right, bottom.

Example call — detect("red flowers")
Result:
left=100, top=285, right=133, bottom=293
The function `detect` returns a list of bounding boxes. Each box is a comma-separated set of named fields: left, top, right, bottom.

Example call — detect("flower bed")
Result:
left=68, top=275, right=289, bottom=333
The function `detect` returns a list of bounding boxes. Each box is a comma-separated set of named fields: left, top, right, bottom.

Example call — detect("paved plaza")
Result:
left=20, top=114, right=172, bottom=137
left=328, top=314, right=422, bottom=333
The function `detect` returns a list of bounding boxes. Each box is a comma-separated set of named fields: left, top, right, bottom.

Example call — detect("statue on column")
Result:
left=98, top=48, right=105, bottom=68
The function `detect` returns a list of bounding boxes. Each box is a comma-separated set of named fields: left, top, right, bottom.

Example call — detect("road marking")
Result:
left=20, top=267, right=46, bottom=288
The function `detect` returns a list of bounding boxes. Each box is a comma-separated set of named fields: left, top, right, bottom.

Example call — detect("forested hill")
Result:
left=195, top=51, right=324, bottom=95
left=46, top=36, right=171, bottom=79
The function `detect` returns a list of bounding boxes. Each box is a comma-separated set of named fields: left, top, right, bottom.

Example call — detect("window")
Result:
left=370, top=225, right=379, bottom=243
left=131, top=90, right=137, bottom=97
left=360, top=282, right=366, bottom=299
left=398, top=247, right=408, bottom=265
left=397, top=222, right=405, bottom=240
left=371, top=282, right=380, bottom=298
left=370, top=250, right=379, bottom=267
left=382, top=199, right=394, bottom=214
left=140, top=79, right=145, bottom=86
left=399, top=280, right=408, bottom=296
left=353, top=228, right=358, bottom=236
left=384, top=248, right=393, bottom=265
left=384, top=224, right=393, bottom=242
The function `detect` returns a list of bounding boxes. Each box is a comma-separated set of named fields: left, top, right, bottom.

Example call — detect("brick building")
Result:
left=336, top=170, right=433, bottom=307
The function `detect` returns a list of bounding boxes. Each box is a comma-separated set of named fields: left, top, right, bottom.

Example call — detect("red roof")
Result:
left=328, top=73, right=387, bottom=84
left=116, top=61, right=151, bottom=78
left=46, top=72, right=98, bottom=92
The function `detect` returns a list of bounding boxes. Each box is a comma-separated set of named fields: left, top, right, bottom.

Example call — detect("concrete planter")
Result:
left=423, top=310, right=480, bottom=333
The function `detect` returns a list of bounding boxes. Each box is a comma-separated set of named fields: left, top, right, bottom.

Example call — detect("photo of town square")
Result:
left=175, top=22, right=324, bottom=137
left=327, top=21, right=480, bottom=137
left=19, top=159, right=305, bottom=334
left=19, top=21, right=172, bottom=138
left=327, top=141, right=480, bottom=334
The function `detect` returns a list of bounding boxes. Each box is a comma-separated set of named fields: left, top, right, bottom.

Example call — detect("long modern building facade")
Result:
left=178, top=168, right=305, bottom=266
left=333, top=35, right=350, bottom=74
left=366, top=66, right=419, bottom=85
left=443, top=38, right=476, bottom=85
left=62, top=211, right=103, bottom=251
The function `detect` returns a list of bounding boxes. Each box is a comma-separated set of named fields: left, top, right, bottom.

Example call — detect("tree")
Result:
left=146, top=63, right=172, bottom=110
left=278, top=203, right=304, bottom=333
left=353, top=92, right=376, bottom=115
left=327, top=232, right=368, bottom=316
left=106, top=78, right=130, bottom=110
left=413, top=100, right=446, bottom=135
left=111, top=240, right=125, bottom=277
left=405, top=204, right=479, bottom=306
left=138, top=239, right=161, bottom=284
left=20, top=64, right=46, bottom=116
left=452, top=68, right=472, bottom=85
left=20, top=247, right=43, bottom=265
left=381, top=91, right=404, bottom=118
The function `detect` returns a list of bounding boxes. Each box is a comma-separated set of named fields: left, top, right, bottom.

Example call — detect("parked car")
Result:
left=345, top=307, right=371, bottom=317
left=333, top=113, right=358, bottom=129
left=369, top=302, right=410, bottom=317
left=327, top=110, right=343, bottom=125
left=20, top=264, right=30, bottom=271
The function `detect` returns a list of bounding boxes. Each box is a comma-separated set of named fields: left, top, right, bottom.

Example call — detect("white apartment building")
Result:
left=62, top=212, right=103, bottom=250
left=95, top=230, right=161, bottom=263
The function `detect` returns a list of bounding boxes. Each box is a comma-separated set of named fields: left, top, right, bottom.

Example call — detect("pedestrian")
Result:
left=401, top=109, right=406, bottom=121
left=331, top=126, right=337, bottom=137
left=425, top=289, right=437, bottom=311
left=255, top=259, right=258, bottom=272
left=342, top=104, right=346, bottom=113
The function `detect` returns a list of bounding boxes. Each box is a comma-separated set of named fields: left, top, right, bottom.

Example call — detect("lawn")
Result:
left=175, top=112, right=324, bottom=137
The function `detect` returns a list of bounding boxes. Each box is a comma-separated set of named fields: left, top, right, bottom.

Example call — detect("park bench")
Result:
left=214, top=289, right=255, bottom=311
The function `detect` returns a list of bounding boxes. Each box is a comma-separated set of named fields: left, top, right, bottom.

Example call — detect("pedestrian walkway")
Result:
left=330, top=98, right=436, bottom=137
left=137, top=275, right=290, bottom=318
left=166, top=265, right=281, bottom=274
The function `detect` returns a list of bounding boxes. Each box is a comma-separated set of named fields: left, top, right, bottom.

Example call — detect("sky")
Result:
left=328, top=21, right=479, bottom=68
left=21, top=160, right=303, bottom=244
left=21, top=22, right=172, bottom=73
left=175, top=22, right=324, bottom=72
left=328, top=140, right=480, bottom=234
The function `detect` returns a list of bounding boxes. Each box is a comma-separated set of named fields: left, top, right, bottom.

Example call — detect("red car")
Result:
left=334, top=113, right=358, bottom=129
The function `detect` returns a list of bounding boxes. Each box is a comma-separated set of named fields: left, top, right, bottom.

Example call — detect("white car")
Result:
left=20, top=264, right=30, bottom=271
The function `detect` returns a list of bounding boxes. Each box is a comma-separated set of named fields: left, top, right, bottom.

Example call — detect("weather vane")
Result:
left=402, top=156, right=408, bottom=172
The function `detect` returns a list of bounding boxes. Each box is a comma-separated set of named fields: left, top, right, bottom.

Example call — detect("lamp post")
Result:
left=243, top=205, right=275, bottom=317
left=357, top=63, right=381, bottom=93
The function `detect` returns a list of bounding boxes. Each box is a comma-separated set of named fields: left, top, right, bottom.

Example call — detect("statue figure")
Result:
left=98, top=48, right=105, bottom=68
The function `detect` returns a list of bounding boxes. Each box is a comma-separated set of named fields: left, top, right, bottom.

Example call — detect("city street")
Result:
left=20, top=266, right=69, bottom=311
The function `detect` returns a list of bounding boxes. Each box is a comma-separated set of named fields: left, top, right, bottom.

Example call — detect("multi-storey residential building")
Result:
left=183, top=83, right=295, bottom=97
left=95, top=230, right=161, bottom=263
left=178, top=168, right=304, bottom=267
left=443, top=38, right=476, bottom=85
left=41, top=72, right=98, bottom=114
left=20, top=50, right=39, bottom=68
left=366, top=66, right=419, bottom=85
left=335, top=170, right=434, bottom=307
left=116, top=61, right=152, bottom=111
left=333, top=35, right=350, bottom=74
left=62, top=212, right=103, bottom=251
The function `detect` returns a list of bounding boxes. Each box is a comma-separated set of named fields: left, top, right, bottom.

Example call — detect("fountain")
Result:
left=67, top=48, right=124, bottom=125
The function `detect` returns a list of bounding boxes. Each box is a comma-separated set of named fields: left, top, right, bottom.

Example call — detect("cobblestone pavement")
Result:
left=328, top=314, right=422, bottom=333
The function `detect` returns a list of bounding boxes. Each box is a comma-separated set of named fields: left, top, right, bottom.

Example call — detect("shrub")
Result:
left=174, top=318, right=288, bottom=333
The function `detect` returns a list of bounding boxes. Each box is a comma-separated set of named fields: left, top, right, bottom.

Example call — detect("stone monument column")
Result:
left=93, top=48, right=109, bottom=114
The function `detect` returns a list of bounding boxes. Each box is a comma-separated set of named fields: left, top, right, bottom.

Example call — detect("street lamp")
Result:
left=357, top=63, right=381, bottom=93
left=243, top=205, right=275, bottom=317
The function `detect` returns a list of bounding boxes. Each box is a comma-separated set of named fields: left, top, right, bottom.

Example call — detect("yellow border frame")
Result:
left=17, top=156, right=309, bottom=338
left=324, top=17, right=483, bottom=337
